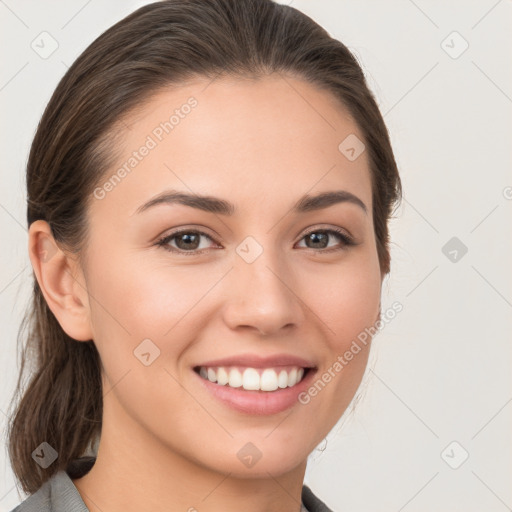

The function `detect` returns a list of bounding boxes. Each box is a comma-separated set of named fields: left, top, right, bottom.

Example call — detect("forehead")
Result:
left=90, top=74, right=372, bottom=222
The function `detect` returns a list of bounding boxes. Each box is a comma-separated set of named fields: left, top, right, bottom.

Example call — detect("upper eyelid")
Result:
left=160, top=224, right=351, bottom=238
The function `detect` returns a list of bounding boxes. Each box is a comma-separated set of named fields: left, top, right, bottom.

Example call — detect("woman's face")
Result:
left=78, top=74, right=382, bottom=476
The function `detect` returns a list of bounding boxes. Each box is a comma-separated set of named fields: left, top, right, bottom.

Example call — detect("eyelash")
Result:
left=155, top=227, right=356, bottom=256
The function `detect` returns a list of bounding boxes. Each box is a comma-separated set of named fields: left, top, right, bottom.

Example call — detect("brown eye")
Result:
left=173, top=232, right=201, bottom=250
left=156, top=227, right=355, bottom=256
left=297, top=228, right=354, bottom=252
left=157, top=230, right=218, bottom=255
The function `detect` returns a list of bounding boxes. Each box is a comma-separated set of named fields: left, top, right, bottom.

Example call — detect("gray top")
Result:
left=10, top=457, right=334, bottom=512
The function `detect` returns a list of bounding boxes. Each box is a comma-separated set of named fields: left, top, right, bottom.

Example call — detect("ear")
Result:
left=28, top=220, right=93, bottom=341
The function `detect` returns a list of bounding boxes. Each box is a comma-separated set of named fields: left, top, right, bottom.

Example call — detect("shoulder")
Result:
left=9, top=463, right=91, bottom=512
left=302, top=484, right=335, bottom=512
left=10, top=477, right=53, bottom=512
left=11, top=463, right=332, bottom=512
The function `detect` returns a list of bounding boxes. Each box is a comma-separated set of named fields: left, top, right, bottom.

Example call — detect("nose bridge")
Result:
left=223, top=234, right=303, bottom=334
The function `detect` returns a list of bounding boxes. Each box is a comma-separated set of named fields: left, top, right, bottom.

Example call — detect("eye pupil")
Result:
left=176, top=233, right=200, bottom=250
left=307, top=232, right=328, bottom=249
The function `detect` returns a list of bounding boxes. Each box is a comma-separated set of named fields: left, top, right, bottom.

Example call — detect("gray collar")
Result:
left=12, top=458, right=333, bottom=512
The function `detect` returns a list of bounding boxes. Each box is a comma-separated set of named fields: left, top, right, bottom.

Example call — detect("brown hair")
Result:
left=7, top=0, right=401, bottom=495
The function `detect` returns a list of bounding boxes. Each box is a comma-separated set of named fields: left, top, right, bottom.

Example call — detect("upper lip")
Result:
left=194, top=353, right=317, bottom=369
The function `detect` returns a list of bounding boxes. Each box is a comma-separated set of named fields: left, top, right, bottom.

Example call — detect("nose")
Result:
left=222, top=247, right=304, bottom=336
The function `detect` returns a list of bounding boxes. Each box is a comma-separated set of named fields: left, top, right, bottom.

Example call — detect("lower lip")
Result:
left=193, top=368, right=317, bottom=415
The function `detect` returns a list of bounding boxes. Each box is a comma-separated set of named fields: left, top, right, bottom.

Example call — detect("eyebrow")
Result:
left=134, top=189, right=367, bottom=216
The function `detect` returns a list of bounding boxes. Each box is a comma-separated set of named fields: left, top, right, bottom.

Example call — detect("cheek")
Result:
left=304, top=253, right=382, bottom=350
left=84, top=253, right=206, bottom=423
left=87, top=249, right=206, bottom=334
left=86, top=251, right=231, bottom=376
left=288, top=251, right=381, bottom=441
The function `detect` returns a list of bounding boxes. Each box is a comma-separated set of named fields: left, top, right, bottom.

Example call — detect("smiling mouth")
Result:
left=193, top=365, right=312, bottom=392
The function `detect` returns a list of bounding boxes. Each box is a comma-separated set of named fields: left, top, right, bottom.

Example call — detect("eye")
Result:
left=156, top=229, right=218, bottom=255
left=156, top=226, right=355, bottom=256
left=296, top=227, right=355, bottom=253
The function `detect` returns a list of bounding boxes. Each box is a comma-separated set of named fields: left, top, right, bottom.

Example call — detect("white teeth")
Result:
left=197, top=365, right=307, bottom=391
left=217, top=367, right=229, bottom=385
left=278, top=370, right=288, bottom=388
left=260, top=369, right=279, bottom=391
left=288, top=367, right=298, bottom=387
left=228, top=368, right=243, bottom=388
left=242, top=368, right=260, bottom=390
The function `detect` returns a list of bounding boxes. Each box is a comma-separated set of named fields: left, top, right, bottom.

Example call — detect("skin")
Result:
left=29, top=74, right=383, bottom=512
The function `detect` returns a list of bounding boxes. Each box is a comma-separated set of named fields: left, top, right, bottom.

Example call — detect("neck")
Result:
left=72, top=395, right=307, bottom=512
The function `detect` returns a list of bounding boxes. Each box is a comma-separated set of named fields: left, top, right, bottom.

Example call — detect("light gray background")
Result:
left=1, top=1, right=511, bottom=510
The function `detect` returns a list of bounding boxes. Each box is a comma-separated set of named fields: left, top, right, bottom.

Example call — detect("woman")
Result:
left=7, top=0, right=402, bottom=510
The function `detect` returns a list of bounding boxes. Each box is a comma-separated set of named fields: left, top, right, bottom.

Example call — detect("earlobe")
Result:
left=28, top=220, right=93, bottom=342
